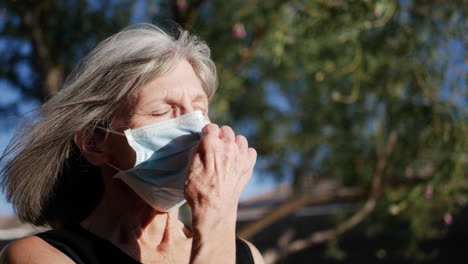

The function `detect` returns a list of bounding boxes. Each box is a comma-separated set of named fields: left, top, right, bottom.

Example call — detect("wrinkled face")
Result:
left=106, top=59, right=210, bottom=170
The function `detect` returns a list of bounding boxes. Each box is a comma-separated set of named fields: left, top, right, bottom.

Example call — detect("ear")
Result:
left=73, top=129, right=111, bottom=166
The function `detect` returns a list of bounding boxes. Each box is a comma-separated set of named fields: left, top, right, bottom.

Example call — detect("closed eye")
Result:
left=150, top=107, right=171, bottom=116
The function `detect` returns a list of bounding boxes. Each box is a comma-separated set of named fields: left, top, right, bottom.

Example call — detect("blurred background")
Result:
left=0, top=0, right=466, bottom=263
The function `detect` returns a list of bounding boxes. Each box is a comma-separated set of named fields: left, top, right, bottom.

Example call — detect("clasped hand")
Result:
left=185, top=123, right=257, bottom=223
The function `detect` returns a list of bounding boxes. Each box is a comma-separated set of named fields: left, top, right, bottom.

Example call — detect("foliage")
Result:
left=0, top=0, right=466, bottom=262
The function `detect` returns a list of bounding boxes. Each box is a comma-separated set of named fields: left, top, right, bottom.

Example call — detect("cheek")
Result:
left=108, top=135, right=136, bottom=170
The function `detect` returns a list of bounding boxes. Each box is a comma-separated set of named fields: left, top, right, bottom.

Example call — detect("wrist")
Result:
left=190, top=210, right=237, bottom=264
left=191, top=209, right=237, bottom=232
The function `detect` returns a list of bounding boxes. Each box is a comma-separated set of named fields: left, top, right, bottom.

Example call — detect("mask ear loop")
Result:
left=95, top=126, right=126, bottom=174
left=96, top=126, right=125, bottom=136
left=106, top=162, right=123, bottom=173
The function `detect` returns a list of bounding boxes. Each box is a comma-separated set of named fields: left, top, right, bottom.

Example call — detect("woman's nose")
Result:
left=180, top=106, right=194, bottom=115
left=177, top=98, right=195, bottom=116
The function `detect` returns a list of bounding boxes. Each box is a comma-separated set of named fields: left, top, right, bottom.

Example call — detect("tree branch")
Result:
left=184, top=0, right=204, bottom=30
left=16, top=3, right=63, bottom=101
left=233, top=26, right=266, bottom=72
left=261, top=131, right=398, bottom=264
left=28, top=10, right=63, bottom=99
left=238, top=187, right=364, bottom=239
left=172, top=0, right=206, bottom=30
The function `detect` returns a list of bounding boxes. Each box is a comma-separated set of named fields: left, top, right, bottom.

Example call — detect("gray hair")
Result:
left=0, top=23, right=217, bottom=226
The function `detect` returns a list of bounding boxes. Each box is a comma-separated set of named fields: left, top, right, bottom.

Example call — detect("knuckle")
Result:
left=225, top=141, right=237, bottom=152
left=202, top=123, right=219, bottom=135
left=248, top=147, right=257, bottom=159
left=220, top=126, right=234, bottom=134
left=199, top=136, right=214, bottom=149
left=235, top=135, right=247, bottom=145
left=220, top=126, right=235, bottom=141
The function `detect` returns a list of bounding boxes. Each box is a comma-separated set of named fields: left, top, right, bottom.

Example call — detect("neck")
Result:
left=80, top=166, right=188, bottom=246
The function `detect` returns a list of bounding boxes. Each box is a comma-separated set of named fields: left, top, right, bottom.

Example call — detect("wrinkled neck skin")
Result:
left=80, top=165, right=192, bottom=251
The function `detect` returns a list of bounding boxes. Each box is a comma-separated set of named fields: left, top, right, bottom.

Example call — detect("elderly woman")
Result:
left=0, top=24, right=263, bottom=263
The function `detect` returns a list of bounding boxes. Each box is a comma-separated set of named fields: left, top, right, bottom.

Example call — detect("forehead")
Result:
left=112, top=59, right=208, bottom=123
left=134, top=59, right=207, bottom=108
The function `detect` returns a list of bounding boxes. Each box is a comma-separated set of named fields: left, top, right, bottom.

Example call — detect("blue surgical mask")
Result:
left=102, top=110, right=208, bottom=212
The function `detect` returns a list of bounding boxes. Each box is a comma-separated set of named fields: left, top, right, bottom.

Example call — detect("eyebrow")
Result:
left=161, top=93, right=208, bottom=104
left=192, top=94, right=209, bottom=102
left=137, top=93, right=208, bottom=111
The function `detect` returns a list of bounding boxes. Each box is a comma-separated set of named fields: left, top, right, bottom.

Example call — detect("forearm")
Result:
left=190, top=211, right=237, bottom=264
left=186, top=124, right=257, bottom=263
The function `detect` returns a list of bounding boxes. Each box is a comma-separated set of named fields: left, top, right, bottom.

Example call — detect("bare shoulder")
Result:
left=240, top=238, right=264, bottom=264
left=0, top=236, right=73, bottom=264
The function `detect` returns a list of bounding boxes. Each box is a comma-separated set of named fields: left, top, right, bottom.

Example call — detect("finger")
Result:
left=238, top=148, right=257, bottom=189
left=247, top=147, right=257, bottom=168
left=159, top=213, right=173, bottom=248
left=235, top=135, right=248, bottom=151
left=219, top=126, right=235, bottom=142
left=202, top=123, right=219, bottom=137
left=168, top=210, right=180, bottom=234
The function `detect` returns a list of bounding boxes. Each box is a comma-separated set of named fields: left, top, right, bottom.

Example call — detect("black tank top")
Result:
left=35, top=224, right=254, bottom=264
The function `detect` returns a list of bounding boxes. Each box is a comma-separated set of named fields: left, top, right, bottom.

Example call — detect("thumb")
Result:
left=159, top=213, right=175, bottom=248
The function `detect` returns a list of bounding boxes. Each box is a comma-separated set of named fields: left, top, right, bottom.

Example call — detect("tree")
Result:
left=1, top=0, right=466, bottom=263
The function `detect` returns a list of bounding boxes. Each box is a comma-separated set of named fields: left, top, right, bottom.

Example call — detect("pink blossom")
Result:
left=176, top=0, right=187, bottom=12
left=232, top=23, right=246, bottom=39
left=374, top=7, right=382, bottom=17
left=444, top=213, right=453, bottom=225
left=425, top=187, right=433, bottom=199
